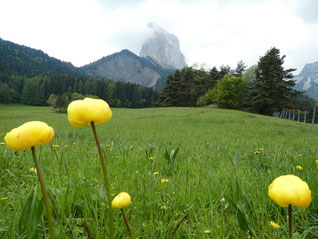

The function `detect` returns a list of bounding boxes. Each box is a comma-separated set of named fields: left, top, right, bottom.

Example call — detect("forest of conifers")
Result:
left=0, top=74, right=159, bottom=108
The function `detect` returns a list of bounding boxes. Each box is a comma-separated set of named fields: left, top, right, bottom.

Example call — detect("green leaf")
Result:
left=98, top=185, right=107, bottom=201
left=237, top=207, right=250, bottom=232
left=0, top=226, right=8, bottom=232
left=230, top=178, right=240, bottom=204
left=171, top=146, right=180, bottom=161
left=165, top=149, right=171, bottom=163
left=18, top=187, right=43, bottom=239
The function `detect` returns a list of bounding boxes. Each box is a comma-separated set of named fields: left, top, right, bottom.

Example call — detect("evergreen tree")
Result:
left=21, top=77, right=37, bottom=105
left=219, top=65, right=232, bottom=79
left=0, top=83, right=13, bottom=103
left=252, top=47, right=297, bottom=115
left=132, top=86, right=142, bottom=108
left=234, top=60, right=247, bottom=77
left=159, top=70, right=182, bottom=106
left=55, top=93, right=69, bottom=113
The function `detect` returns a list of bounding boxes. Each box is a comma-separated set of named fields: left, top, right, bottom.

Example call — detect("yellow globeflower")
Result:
left=268, top=175, right=311, bottom=209
left=5, top=121, right=54, bottom=151
left=112, top=192, right=131, bottom=209
left=5, top=121, right=55, bottom=238
left=67, top=97, right=112, bottom=128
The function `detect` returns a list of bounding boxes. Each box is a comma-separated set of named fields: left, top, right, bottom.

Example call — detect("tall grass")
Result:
left=0, top=104, right=317, bottom=238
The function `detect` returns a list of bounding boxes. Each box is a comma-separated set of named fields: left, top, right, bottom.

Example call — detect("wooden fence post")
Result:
left=297, top=109, right=300, bottom=122
left=312, top=107, right=316, bottom=125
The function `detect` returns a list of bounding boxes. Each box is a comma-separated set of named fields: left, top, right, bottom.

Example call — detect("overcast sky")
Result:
left=1, top=0, right=317, bottom=73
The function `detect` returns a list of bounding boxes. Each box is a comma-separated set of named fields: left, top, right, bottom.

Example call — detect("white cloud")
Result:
left=0, top=0, right=317, bottom=73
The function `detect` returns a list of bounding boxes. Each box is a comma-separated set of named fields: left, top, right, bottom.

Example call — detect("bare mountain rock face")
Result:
left=81, top=23, right=185, bottom=90
left=140, top=23, right=187, bottom=70
left=81, top=49, right=174, bottom=90
left=294, top=62, right=318, bottom=101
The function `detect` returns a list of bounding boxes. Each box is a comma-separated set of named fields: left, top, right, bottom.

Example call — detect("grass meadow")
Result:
left=0, top=104, right=318, bottom=238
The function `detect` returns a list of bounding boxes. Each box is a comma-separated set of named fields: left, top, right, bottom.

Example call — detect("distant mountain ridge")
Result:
left=0, top=37, right=176, bottom=91
left=294, top=62, right=318, bottom=101
left=81, top=49, right=175, bottom=90
left=0, top=38, right=81, bottom=77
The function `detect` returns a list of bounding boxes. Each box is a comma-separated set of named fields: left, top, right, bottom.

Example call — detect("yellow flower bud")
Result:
left=112, top=192, right=131, bottom=209
left=268, top=175, right=311, bottom=209
left=269, top=221, right=280, bottom=229
left=5, top=121, right=54, bottom=151
left=295, top=165, right=303, bottom=170
left=161, top=178, right=169, bottom=183
left=67, top=98, right=112, bottom=128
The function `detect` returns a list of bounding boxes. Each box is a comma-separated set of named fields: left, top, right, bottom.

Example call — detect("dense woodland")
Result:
left=0, top=74, right=159, bottom=109
left=159, top=47, right=315, bottom=115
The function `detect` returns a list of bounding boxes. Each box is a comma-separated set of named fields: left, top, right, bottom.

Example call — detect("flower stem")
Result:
left=31, top=146, right=55, bottom=239
left=288, top=204, right=292, bottom=238
left=90, top=122, right=114, bottom=239
left=121, top=209, right=132, bottom=238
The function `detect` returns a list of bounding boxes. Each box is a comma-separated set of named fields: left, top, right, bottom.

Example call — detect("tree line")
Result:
left=159, top=47, right=315, bottom=115
left=0, top=74, right=159, bottom=109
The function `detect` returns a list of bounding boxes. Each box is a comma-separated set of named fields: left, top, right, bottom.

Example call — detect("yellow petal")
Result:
left=67, top=98, right=112, bottom=128
left=112, top=192, right=131, bottom=209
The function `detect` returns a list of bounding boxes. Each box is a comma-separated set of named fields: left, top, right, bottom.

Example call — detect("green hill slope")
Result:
left=0, top=38, right=82, bottom=79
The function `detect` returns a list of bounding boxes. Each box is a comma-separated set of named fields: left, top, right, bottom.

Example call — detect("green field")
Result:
left=0, top=104, right=317, bottom=238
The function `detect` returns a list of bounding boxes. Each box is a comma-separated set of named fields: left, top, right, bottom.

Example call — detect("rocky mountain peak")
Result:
left=298, top=62, right=318, bottom=77
left=294, top=61, right=318, bottom=101
left=140, top=23, right=187, bottom=70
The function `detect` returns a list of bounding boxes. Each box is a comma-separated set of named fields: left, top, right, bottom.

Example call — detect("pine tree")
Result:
left=252, top=47, right=296, bottom=115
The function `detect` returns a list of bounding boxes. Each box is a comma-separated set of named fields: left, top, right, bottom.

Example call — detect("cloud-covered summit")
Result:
left=140, top=23, right=187, bottom=69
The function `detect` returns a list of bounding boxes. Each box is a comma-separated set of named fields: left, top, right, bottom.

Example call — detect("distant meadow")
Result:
left=0, top=104, right=318, bottom=238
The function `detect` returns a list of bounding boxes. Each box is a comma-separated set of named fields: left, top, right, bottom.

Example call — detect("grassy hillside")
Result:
left=0, top=105, right=317, bottom=238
